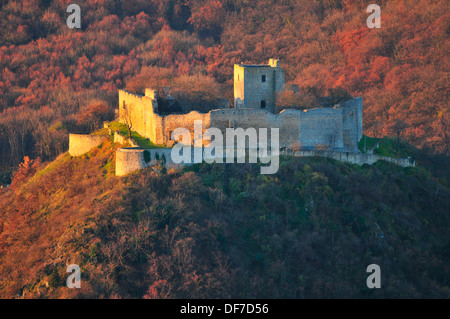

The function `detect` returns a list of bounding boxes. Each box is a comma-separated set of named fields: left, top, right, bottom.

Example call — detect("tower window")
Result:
left=262, top=75, right=266, bottom=82
left=261, top=100, right=266, bottom=109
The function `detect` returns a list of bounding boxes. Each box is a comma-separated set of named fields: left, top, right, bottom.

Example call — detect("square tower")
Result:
left=234, top=59, right=285, bottom=113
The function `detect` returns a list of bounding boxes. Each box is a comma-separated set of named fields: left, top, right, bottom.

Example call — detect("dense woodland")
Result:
left=0, top=0, right=449, bottom=179
left=0, top=0, right=449, bottom=299
left=0, top=138, right=448, bottom=298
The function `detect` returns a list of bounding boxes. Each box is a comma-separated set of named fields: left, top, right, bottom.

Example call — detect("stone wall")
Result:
left=115, top=146, right=415, bottom=176
left=298, top=108, right=343, bottom=149
left=113, top=131, right=139, bottom=147
left=115, top=148, right=146, bottom=176
left=280, top=149, right=415, bottom=167
left=115, top=147, right=187, bottom=176
left=69, top=134, right=105, bottom=156
left=119, top=88, right=363, bottom=152
left=338, top=97, right=363, bottom=152
left=234, top=59, right=285, bottom=112
left=162, top=111, right=211, bottom=145
left=113, top=132, right=128, bottom=145
left=119, top=90, right=216, bottom=146
left=118, top=90, right=164, bottom=144
left=210, top=101, right=362, bottom=151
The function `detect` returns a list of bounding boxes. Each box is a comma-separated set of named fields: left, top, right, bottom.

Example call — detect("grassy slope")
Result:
left=0, top=138, right=449, bottom=298
left=108, top=121, right=167, bottom=149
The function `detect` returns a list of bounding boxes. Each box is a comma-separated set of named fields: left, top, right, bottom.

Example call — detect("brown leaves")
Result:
left=9, top=156, right=40, bottom=190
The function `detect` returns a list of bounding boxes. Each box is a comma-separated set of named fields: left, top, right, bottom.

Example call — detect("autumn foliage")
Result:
left=0, top=138, right=448, bottom=298
left=9, top=156, right=40, bottom=190
left=0, top=0, right=449, bottom=300
left=0, top=0, right=448, bottom=177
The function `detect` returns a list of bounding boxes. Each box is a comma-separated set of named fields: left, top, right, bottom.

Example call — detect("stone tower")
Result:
left=234, top=58, right=285, bottom=113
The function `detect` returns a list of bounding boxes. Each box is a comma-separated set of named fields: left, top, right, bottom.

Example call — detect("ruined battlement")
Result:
left=117, top=59, right=363, bottom=152
left=65, top=59, right=419, bottom=178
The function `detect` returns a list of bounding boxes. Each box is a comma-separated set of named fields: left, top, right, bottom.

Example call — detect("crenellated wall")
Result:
left=118, top=90, right=164, bottom=144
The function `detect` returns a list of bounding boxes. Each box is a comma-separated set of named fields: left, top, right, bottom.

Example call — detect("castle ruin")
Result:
left=117, top=59, right=363, bottom=152
left=67, top=59, right=418, bottom=176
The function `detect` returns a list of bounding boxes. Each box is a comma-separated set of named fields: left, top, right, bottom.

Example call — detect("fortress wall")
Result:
left=344, top=97, right=363, bottom=141
left=145, top=148, right=190, bottom=169
left=116, top=147, right=415, bottom=176
left=119, top=90, right=163, bottom=144
left=281, top=150, right=415, bottom=167
left=277, top=109, right=301, bottom=147
left=276, top=110, right=303, bottom=147
left=210, top=108, right=347, bottom=150
left=69, top=134, right=105, bottom=156
left=115, top=147, right=188, bottom=176
left=119, top=90, right=146, bottom=137
left=152, top=113, right=164, bottom=145
left=212, top=109, right=290, bottom=147
left=113, top=132, right=128, bottom=145
left=211, top=109, right=271, bottom=130
left=338, top=97, right=363, bottom=152
left=115, top=148, right=146, bottom=176
left=162, top=111, right=211, bottom=145
left=119, top=89, right=362, bottom=152
left=211, top=109, right=275, bottom=147
left=299, top=108, right=344, bottom=149
left=113, top=132, right=139, bottom=147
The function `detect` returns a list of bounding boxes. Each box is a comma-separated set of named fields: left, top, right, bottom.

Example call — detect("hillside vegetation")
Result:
left=0, top=137, right=448, bottom=298
left=0, top=0, right=449, bottom=299
left=0, top=0, right=448, bottom=179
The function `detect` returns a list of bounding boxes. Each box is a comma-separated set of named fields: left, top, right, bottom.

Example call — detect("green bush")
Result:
left=48, top=268, right=62, bottom=288
left=143, top=150, right=151, bottom=163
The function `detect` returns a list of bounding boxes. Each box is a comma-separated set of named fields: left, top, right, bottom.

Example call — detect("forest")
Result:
left=0, top=0, right=449, bottom=299
left=0, top=0, right=448, bottom=182
left=0, top=138, right=449, bottom=298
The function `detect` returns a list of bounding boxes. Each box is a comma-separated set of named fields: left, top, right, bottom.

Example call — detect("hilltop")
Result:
left=0, top=0, right=448, bottom=299
left=0, top=137, right=449, bottom=298
left=0, top=0, right=448, bottom=178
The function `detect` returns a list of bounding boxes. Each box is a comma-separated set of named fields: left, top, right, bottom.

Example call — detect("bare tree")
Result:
left=120, top=104, right=133, bottom=140
left=389, top=119, right=407, bottom=158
